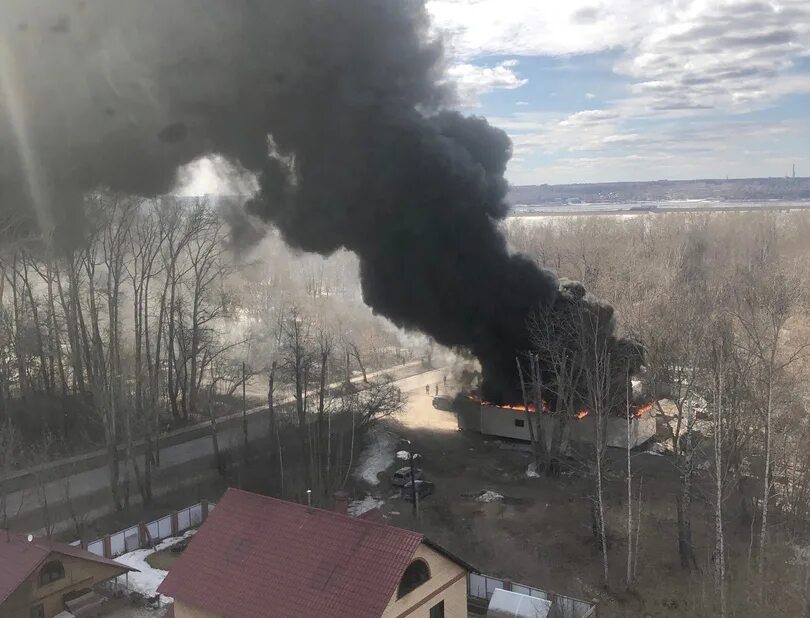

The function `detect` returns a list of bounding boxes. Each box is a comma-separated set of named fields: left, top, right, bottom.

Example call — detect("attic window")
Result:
left=397, top=559, right=431, bottom=599
left=39, top=560, right=65, bottom=586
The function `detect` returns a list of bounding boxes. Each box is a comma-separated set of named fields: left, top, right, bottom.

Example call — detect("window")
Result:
left=30, top=605, right=45, bottom=618
left=429, top=600, right=445, bottom=618
left=397, top=559, right=431, bottom=598
left=514, top=419, right=525, bottom=428
left=39, top=560, right=65, bottom=586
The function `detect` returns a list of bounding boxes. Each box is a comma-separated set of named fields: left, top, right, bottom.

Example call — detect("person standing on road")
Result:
left=425, top=384, right=430, bottom=394
left=435, top=384, right=438, bottom=396
left=443, top=375, right=447, bottom=386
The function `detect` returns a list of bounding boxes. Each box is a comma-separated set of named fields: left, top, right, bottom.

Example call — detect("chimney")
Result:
left=333, top=491, right=349, bottom=516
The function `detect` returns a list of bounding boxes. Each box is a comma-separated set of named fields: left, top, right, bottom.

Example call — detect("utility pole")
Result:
left=402, top=438, right=419, bottom=518
left=410, top=450, right=419, bottom=518
left=242, top=361, right=248, bottom=463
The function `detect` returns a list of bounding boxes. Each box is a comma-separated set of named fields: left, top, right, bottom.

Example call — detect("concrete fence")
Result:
left=71, top=501, right=214, bottom=559
left=468, top=572, right=597, bottom=618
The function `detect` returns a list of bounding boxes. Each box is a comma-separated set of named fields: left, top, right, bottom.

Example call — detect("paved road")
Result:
left=2, top=363, right=446, bottom=531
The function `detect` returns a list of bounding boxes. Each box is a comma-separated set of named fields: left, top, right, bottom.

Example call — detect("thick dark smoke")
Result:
left=0, top=0, right=634, bottom=402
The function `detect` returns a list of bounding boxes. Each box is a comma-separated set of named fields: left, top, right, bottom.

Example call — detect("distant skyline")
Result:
left=427, top=0, right=810, bottom=185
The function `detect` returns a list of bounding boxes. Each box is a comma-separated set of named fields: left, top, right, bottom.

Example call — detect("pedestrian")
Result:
left=425, top=384, right=429, bottom=395
left=435, top=384, right=438, bottom=396
left=443, top=375, right=447, bottom=385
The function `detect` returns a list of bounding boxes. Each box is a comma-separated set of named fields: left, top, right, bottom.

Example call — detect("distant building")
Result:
left=159, top=488, right=474, bottom=618
left=0, top=532, right=134, bottom=618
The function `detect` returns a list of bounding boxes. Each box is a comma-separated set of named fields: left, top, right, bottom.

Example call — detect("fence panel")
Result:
left=157, top=515, right=173, bottom=540
left=124, top=526, right=141, bottom=553
left=146, top=521, right=159, bottom=543
left=177, top=508, right=191, bottom=532
left=87, top=540, right=104, bottom=557
left=512, top=584, right=532, bottom=596
left=468, top=573, right=487, bottom=599
left=189, top=503, right=203, bottom=526
left=109, top=531, right=126, bottom=557
left=485, top=575, right=503, bottom=599
left=528, top=587, right=550, bottom=601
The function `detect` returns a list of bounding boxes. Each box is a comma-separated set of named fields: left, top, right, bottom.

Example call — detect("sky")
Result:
left=179, top=0, right=810, bottom=193
left=428, top=0, right=810, bottom=185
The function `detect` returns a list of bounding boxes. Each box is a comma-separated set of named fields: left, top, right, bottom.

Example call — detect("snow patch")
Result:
left=645, top=442, right=669, bottom=456
left=114, top=530, right=195, bottom=604
left=348, top=495, right=384, bottom=517
left=396, top=450, right=421, bottom=461
left=353, top=429, right=397, bottom=486
left=476, top=490, right=504, bottom=503
left=526, top=462, right=541, bottom=478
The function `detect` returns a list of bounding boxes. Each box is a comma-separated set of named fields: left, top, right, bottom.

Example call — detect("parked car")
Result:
left=400, top=480, right=435, bottom=500
left=391, top=466, right=424, bottom=486
left=432, top=395, right=453, bottom=411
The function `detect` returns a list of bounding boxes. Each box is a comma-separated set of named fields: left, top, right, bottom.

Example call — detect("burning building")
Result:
left=456, top=397, right=657, bottom=450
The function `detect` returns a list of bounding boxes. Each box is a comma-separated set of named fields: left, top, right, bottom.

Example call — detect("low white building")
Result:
left=456, top=397, right=656, bottom=450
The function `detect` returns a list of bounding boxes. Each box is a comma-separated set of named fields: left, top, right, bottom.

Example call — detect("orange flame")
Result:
left=474, top=397, right=552, bottom=414
left=631, top=402, right=655, bottom=418
left=576, top=410, right=589, bottom=420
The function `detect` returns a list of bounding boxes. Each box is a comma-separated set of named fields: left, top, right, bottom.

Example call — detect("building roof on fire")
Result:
left=158, top=488, right=473, bottom=617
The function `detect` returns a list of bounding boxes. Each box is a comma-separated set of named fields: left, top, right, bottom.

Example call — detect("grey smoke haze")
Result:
left=0, top=0, right=634, bottom=402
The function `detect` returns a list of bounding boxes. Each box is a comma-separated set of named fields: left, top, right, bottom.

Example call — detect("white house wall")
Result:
left=465, top=404, right=655, bottom=449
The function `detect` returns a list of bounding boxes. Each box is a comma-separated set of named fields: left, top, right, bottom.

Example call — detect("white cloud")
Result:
left=427, top=0, right=656, bottom=58
left=516, top=101, right=530, bottom=106
left=445, top=59, right=528, bottom=106
left=429, top=0, right=810, bottom=183
left=429, top=0, right=810, bottom=115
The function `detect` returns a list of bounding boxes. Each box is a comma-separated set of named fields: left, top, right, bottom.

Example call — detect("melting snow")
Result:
left=526, top=462, right=541, bottom=478
left=476, top=490, right=504, bottom=503
left=353, top=429, right=397, bottom=485
left=348, top=495, right=384, bottom=516
left=114, top=530, right=196, bottom=604
left=396, top=450, right=421, bottom=461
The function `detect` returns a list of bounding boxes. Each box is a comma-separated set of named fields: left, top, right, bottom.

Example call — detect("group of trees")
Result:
left=507, top=212, right=810, bottom=616
left=0, top=193, right=411, bottom=515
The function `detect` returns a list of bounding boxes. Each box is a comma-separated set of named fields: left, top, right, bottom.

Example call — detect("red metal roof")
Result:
left=0, top=532, right=134, bottom=604
left=158, top=488, right=425, bottom=617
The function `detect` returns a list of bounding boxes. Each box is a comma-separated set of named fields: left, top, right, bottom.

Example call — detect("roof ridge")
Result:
left=223, top=487, right=424, bottom=539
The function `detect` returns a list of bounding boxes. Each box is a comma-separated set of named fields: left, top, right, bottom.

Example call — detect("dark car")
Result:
left=432, top=395, right=454, bottom=411
left=391, top=466, right=424, bottom=487
left=400, top=480, right=435, bottom=500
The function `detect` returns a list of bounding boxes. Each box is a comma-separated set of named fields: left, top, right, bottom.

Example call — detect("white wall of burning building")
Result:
left=456, top=398, right=656, bottom=450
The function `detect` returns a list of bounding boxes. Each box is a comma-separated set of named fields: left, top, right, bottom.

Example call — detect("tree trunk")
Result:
left=516, top=357, right=541, bottom=471
left=714, top=370, right=726, bottom=618
left=595, top=402, right=609, bottom=588
left=626, top=372, right=633, bottom=589
left=318, top=351, right=328, bottom=490
left=758, top=372, right=773, bottom=595
left=45, top=260, right=67, bottom=396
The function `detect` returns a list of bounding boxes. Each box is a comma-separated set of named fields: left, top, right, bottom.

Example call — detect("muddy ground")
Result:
left=356, top=382, right=729, bottom=618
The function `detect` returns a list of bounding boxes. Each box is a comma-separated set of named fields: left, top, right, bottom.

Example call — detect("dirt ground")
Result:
left=356, top=381, right=720, bottom=618
left=145, top=545, right=183, bottom=571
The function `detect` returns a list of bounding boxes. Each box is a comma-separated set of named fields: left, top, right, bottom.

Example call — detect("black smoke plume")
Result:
left=0, top=0, right=635, bottom=402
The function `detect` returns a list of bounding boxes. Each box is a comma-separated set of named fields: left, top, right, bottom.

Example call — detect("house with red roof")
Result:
left=159, top=488, right=474, bottom=618
left=0, top=532, right=134, bottom=618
